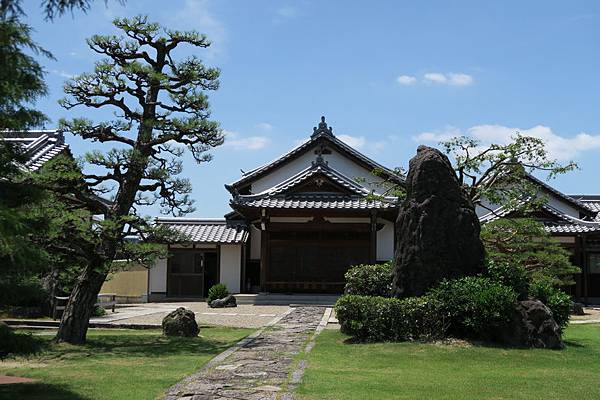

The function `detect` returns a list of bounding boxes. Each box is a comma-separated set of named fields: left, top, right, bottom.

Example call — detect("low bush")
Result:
left=207, top=283, right=229, bottom=304
left=486, top=261, right=529, bottom=300
left=428, top=276, right=517, bottom=338
left=344, top=262, right=393, bottom=297
left=92, top=305, right=106, bottom=317
left=0, top=323, right=43, bottom=359
left=0, top=275, right=47, bottom=307
left=334, top=294, right=447, bottom=342
left=529, top=280, right=572, bottom=331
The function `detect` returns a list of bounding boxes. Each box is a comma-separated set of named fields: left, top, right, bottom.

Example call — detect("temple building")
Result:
left=2, top=121, right=599, bottom=303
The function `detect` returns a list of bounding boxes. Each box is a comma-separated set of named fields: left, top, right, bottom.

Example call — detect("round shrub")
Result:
left=207, top=283, right=229, bottom=304
left=0, top=322, right=42, bottom=359
left=92, top=305, right=106, bottom=317
left=486, top=261, right=529, bottom=300
left=428, top=276, right=517, bottom=338
left=344, top=262, right=393, bottom=297
left=334, top=294, right=447, bottom=342
left=529, top=280, right=571, bottom=331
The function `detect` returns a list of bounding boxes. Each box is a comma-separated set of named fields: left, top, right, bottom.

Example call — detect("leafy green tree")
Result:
left=38, top=16, right=223, bottom=344
left=441, top=134, right=577, bottom=213
left=481, top=218, right=580, bottom=287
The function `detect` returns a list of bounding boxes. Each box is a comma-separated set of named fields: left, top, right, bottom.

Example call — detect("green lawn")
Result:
left=296, top=324, right=600, bottom=400
left=0, top=327, right=252, bottom=400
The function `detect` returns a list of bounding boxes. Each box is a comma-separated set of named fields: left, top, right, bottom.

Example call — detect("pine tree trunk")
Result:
left=54, top=264, right=108, bottom=344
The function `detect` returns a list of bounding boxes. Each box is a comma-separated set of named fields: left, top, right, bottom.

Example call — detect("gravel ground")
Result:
left=106, top=302, right=291, bottom=328
left=571, top=306, right=600, bottom=323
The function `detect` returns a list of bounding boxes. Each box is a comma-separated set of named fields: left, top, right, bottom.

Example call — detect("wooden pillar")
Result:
left=260, top=209, right=269, bottom=292
left=370, top=210, right=377, bottom=263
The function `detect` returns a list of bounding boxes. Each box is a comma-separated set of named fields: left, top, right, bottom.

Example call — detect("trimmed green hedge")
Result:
left=335, top=295, right=447, bottom=342
left=343, top=262, right=393, bottom=297
left=428, top=276, right=517, bottom=338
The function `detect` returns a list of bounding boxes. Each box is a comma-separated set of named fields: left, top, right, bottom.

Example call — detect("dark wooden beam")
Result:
left=370, top=210, right=377, bottom=263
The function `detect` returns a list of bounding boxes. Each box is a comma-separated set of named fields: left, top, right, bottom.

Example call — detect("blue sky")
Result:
left=23, top=0, right=600, bottom=217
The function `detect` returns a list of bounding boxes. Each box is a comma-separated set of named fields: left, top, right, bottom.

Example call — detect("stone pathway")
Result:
left=163, top=307, right=328, bottom=400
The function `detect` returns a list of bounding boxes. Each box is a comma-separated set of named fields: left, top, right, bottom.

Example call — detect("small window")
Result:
left=589, top=253, right=600, bottom=274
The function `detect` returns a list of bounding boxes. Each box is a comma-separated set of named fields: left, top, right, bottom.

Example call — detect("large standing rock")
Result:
left=209, top=295, right=237, bottom=308
left=162, top=307, right=199, bottom=337
left=494, top=300, right=563, bottom=349
left=392, top=146, right=485, bottom=297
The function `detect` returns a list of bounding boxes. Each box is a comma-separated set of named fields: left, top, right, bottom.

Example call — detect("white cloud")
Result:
left=223, top=131, right=270, bottom=150
left=396, top=75, right=417, bottom=85
left=448, top=73, right=473, bottom=86
left=423, top=72, right=448, bottom=84
left=338, top=134, right=366, bottom=149
left=423, top=72, right=473, bottom=86
left=414, top=124, right=600, bottom=161
left=256, top=122, right=273, bottom=131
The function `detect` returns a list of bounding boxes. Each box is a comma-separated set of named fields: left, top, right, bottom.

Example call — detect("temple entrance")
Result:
left=167, top=250, right=218, bottom=297
left=266, top=230, right=370, bottom=293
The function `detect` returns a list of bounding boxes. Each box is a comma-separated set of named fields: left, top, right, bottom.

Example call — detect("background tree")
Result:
left=441, top=134, right=577, bottom=213
left=481, top=217, right=580, bottom=287
left=41, top=15, right=223, bottom=344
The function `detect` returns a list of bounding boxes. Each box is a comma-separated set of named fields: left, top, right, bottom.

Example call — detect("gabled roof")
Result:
left=479, top=202, right=600, bottom=234
left=1, top=130, right=69, bottom=171
left=525, top=173, right=594, bottom=218
left=226, top=117, right=404, bottom=192
left=258, top=158, right=370, bottom=197
left=155, top=218, right=248, bottom=244
left=231, top=194, right=397, bottom=211
left=571, top=195, right=600, bottom=222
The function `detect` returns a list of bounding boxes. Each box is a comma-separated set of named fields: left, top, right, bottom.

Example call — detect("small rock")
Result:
left=162, top=307, right=199, bottom=337
left=209, top=295, right=237, bottom=308
left=571, top=302, right=585, bottom=316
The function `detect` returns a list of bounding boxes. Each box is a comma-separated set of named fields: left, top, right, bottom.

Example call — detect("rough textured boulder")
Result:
left=209, top=295, right=237, bottom=308
left=494, top=300, right=563, bottom=349
left=392, top=146, right=485, bottom=297
left=571, top=302, right=585, bottom=316
left=162, top=307, right=199, bottom=337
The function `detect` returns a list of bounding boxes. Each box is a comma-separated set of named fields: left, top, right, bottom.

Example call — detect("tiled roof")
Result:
left=228, top=117, right=404, bottom=190
left=155, top=218, right=248, bottom=244
left=231, top=194, right=398, bottom=210
left=571, top=195, right=600, bottom=222
left=479, top=202, right=600, bottom=235
left=263, top=161, right=370, bottom=196
left=1, top=130, right=69, bottom=171
left=525, top=173, right=594, bottom=217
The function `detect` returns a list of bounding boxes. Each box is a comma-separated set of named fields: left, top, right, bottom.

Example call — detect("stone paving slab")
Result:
left=163, top=307, right=326, bottom=400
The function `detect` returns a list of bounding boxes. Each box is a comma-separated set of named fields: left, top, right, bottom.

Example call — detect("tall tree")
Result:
left=43, top=15, right=223, bottom=344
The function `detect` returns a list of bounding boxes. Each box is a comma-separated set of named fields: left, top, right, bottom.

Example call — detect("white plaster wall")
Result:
left=250, top=225, right=261, bottom=260
left=377, top=220, right=395, bottom=261
left=250, top=145, right=387, bottom=194
left=149, top=257, right=167, bottom=293
left=545, top=192, right=579, bottom=218
left=220, top=245, right=241, bottom=293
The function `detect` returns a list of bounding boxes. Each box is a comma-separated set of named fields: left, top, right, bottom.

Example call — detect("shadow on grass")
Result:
left=49, top=331, right=239, bottom=359
left=0, top=332, right=50, bottom=359
left=0, top=382, right=87, bottom=400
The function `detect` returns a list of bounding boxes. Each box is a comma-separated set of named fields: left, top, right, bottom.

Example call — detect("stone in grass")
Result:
left=162, top=307, right=199, bottom=337
left=209, top=295, right=237, bottom=308
left=494, top=299, right=563, bottom=349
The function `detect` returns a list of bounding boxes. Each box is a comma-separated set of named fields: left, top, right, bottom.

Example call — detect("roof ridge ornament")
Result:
left=311, top=116, right=334, bottom=138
